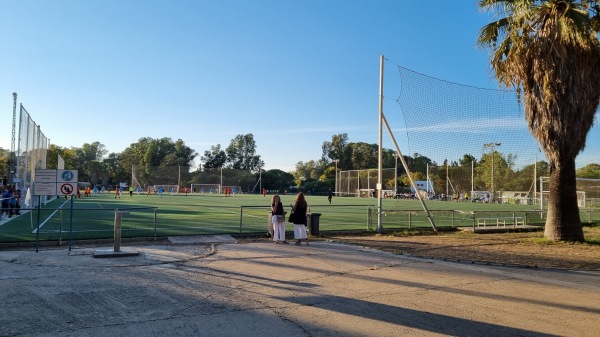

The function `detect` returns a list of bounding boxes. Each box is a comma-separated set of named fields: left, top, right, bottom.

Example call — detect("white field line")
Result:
left=31, top=198, right=72, bottom=234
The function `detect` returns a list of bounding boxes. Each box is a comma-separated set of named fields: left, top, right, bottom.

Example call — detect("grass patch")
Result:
left=389, top=229, right=431, bottom=237
left=524, top=226, right=600, bottom=246
left=583, top=224, right=600, bottom=245
left=2, top=192, right=599, bottom=244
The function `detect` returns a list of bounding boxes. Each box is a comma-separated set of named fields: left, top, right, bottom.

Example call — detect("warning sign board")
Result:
left=34, top=169, right=78, bottom=196
left=60, top=183, right=76, bottom=195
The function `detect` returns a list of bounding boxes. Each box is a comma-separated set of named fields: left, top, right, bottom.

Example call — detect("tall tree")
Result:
left=322, top=133, right=349, bottom=163
left=263, top=169, right=295, bottom=192
left=120, top=137, right=197, bottom=187
left=478, top=0, right=600, bottom=241
left=476, top=151, right=511, bottom=192
left=349, top=142, right=378, bottom=170
left=104, top=152, right=127, bottom=185
left=576, top=163, right=600, bottom=178
left=225, top=134, right=263, bottom=171
left=201, top=145, right=227, bottom=169
left=459, top=154, right=477, bottom=167
left=72, top=142, right=107, bottom=183
left=0, top=148, right=9, bottom=183
left=293, top=160, right=320, bottom=181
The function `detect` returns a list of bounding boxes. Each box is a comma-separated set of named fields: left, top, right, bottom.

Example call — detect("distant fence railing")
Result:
left=368, top=208, right=600, bottom=231
left=1, top=204, right=599, bottom=245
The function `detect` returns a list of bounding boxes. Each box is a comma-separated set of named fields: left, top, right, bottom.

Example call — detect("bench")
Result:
left=476, top=216, right=526, bottom=227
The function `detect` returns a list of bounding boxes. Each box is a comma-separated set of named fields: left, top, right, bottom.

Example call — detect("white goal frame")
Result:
left=222, top=185, right=243, bottom=195
left=539, top=177, right=589, bottom=208
left=190, top=183, right=221, bottom=194
left=153, top=184, right=179, bottom=193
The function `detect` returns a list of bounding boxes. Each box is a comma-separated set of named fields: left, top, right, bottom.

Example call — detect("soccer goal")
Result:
left=539, top=177, right=596, bottom=207
left=499, top=191, right=531, bottom=205
left=338, top=169, right=395, bottom=197
left=223, top=185, right=243, bottom=195
left=190, top=183, right=221, bottom=194
left=153, top=184, right=179, bottom=193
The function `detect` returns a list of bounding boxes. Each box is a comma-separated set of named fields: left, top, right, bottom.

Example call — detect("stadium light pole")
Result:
left=333, top=159, right=339, bottom=195
left=483, top=142, right=501, bottom=202
left=393, top=154, right=398, bottom=197
left=10, top=93, right=17, bottom=185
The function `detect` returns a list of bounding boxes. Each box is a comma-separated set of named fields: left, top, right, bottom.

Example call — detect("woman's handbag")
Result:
left=288, top=211, right=297, bottom=223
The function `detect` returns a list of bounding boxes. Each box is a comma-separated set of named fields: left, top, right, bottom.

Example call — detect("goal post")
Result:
left=190, top=183, right=221, bottom=194
left=539, top=176, right=594, bottom=208
left=153, top=184, right=179, bottom=193
left=222, top=185, right=243, bottom=195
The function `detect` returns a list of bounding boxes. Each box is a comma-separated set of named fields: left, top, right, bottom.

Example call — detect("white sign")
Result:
left=34, top=182, right=57, bottom=195
left=34, top=169, right=79, bottom=196
left=35, top=170, right=57, bottom=183
left=57, top=170, right=78, bottom=183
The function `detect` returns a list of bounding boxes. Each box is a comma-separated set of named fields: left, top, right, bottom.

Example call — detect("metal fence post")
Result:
left=59, top=209, right=63, bottom=245
left=239, top=207, right=243, bottom=234
left=154, top=208, right=157, bottom=240
left=114, top=210, right=123, bottom=252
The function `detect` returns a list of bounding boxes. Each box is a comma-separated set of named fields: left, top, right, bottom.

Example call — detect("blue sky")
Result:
left=1, top=0, right=597, bottom=172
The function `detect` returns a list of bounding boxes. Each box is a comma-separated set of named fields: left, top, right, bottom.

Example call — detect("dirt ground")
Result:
left=324, top=228, right=600, bottom=271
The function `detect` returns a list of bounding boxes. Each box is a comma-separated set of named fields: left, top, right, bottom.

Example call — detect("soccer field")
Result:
left=0, top=191, right=598, bottom=244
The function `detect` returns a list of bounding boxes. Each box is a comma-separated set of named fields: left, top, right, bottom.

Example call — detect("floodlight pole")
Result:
left=483, top=142, right=501, bottom=202
left=377, top=55, right=384, bottom=233
left=333, top=159, right=339, bottom=195
left=393, top=154, right=398, bottom=197
left=534, top=154, right=537, bottom=205
left=10, top=93, right=17, bottom=185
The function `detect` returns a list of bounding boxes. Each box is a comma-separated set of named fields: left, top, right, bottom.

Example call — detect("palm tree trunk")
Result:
left=544, top=157, right=584, bottom=242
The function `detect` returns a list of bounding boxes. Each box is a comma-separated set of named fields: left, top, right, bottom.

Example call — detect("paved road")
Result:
left=1, top=237, right=599, bottom=337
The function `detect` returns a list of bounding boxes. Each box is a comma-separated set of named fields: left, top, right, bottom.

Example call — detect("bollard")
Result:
left=114, top=210, right=130, bottom=253
left=93, top=210, right=137, bottom=258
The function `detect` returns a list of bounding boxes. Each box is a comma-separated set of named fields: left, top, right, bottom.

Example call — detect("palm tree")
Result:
left=477, top=0, right=600, bottom=241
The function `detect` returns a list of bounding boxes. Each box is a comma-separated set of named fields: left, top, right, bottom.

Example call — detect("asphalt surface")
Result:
left=1, top=236, right=599, bottom=337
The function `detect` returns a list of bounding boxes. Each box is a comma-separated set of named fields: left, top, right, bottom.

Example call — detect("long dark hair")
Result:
left=271, top=194, right=281, bottom=207
left=294, top=192, right=307, bottom=209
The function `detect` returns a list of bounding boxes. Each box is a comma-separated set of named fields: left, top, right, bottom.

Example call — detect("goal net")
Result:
left=153, top=184, right=179, bottom=193
left=223, top=185, right=243, bottom=195
left=191, top=184, right=221, bottom=194
left=131, top=165, right=192, bottom=191
left=539, top=177, right=600, bottom=208
left=338, top=168, right=395, bottom=197
left=426, top=164, right=472, bottom=200
left=384, top=60, right=598, bottom=204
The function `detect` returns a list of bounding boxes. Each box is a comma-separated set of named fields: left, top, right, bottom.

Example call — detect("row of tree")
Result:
left=3, top=131, right=597, bottom=196
left=39, top=134, right=262, bottom=188
left=294, top=133, right=599, bottom=195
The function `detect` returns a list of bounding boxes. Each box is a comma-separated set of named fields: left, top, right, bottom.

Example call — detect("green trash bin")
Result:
left=309, top=213, right=321, bottom=235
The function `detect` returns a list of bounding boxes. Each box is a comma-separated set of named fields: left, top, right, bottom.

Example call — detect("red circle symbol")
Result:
left=61, top=184, right=74, bottom=194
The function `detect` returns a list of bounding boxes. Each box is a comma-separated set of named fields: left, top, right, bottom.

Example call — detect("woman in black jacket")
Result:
left=291, top=192, right=309, bottom=245
left=271, top=194, right=287, bottom=243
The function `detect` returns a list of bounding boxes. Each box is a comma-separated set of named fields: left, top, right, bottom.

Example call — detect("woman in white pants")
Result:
left=291, top=192, right=309, bottom=245
left=271, top=194, right=287, bottom=243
